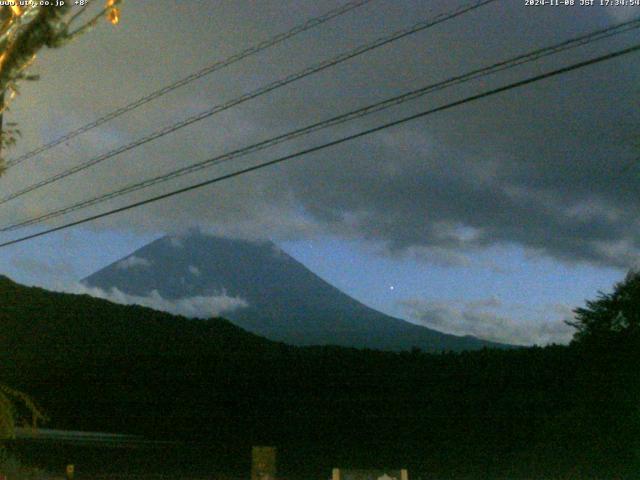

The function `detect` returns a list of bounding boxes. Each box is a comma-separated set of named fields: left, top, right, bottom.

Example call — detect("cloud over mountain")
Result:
left=74, top=284, right=249, bottom=319
left=116, top=255, right=152, bottom=270
left=82, top=232, right=507, bottom=351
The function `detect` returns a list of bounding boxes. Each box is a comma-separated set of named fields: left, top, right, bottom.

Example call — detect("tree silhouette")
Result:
left=565, top=271, right=640, bottom=475
left=567, top=270, right=640, bottom=345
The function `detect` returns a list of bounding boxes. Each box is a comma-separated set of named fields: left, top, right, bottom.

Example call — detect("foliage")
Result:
left=0, top=384, right=47, bottom=480
left=568, top=269, right=640, bottom=345
left=0, top=384, right=46, bottom=441
left=0, top=1, right=122, bottom=172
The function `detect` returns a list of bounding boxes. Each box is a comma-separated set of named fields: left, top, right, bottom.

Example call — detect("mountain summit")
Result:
left=83, top=232, right=504, bottom=351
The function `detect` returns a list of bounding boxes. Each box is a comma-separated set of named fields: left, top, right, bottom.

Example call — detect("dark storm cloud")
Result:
left=276, top=3, right=640, bottom=268
left=3, top=0, right=640, bottom=268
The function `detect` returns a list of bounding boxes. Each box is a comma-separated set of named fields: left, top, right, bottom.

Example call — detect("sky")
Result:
left=0, top=0, right=638, bottom=345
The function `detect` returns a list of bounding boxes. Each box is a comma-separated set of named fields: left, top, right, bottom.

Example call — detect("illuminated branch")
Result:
left=0, top=383, right=47, bottom=440
left=0, top=1, right=122, bottom=170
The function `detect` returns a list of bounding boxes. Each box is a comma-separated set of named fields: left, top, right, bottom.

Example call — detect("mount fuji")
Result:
left=82, top=231, right=505, bottom=351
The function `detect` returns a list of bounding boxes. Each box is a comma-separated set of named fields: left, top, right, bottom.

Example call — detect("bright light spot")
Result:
left=107, top=0, right=120, bottom=25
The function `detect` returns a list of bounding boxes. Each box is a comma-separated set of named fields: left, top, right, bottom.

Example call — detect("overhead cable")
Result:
left=3, top=17, right=638, bottom=231
left=4, top=0, right=375, bottom=169
left=1, top=40, right=638, bottom=248
left=0, top=0, right=497, bottom=205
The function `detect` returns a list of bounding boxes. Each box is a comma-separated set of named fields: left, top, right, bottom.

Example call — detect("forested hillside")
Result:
left=1, top=275, right=638, bottom=479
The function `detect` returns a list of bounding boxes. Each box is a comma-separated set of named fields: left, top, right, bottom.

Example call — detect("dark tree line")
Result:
left=1, top=273, right=639, bottom=479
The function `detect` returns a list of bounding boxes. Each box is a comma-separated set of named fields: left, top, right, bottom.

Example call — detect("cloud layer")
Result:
left=116, top=255, right=152, bottom=270
left=2, top=0, right=638, bottom=270
left=75, top=284, right=249, bottom=319
left=400, top=297, right=575, bottom=345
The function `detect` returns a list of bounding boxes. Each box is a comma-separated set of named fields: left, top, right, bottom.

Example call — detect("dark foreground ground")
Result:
left=9, top=441, right=250, bottom=480
left=3, top=274, right=640, bottom=479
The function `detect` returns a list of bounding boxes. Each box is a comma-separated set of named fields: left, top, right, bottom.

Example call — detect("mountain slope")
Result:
left=0, top=274, right=275, bottom=361
left=83, top=232, right=505, bottom=351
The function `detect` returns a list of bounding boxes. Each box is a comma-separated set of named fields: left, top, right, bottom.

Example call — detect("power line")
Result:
left=2, top=19, right=639, bottom=233
left=1, top=41, right=638, bottom=249
left=4, top=0, right=374, bottom=169
left=0, top=0, right=498, bottom=206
